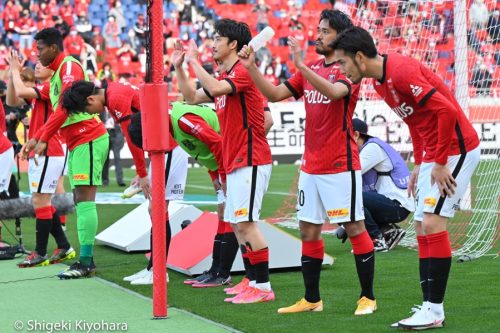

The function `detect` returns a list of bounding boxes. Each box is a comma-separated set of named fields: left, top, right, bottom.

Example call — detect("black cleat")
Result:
left=58, top=261, right=96, bottom=279
left=192, top=275, right=232, bottom=288
left=183, top=270, right=213, bottom=285
left=384, top=226, right=406, bottom=250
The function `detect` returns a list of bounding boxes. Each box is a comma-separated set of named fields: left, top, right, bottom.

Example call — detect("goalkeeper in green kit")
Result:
left=24, top=28, right=109, bottom=279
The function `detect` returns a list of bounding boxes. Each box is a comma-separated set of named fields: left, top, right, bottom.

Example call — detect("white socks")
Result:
left=429, top=302, right=444, bottom=318
left=255, top=281, right=271, bottom=292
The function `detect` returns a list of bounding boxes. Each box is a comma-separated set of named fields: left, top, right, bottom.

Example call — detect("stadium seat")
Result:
left=130, top=4, right=141, bottom=13
left=90, top=18, right=102, bottom=27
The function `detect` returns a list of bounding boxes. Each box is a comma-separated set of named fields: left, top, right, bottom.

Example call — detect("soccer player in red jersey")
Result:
left=238, top=10, right=377, bottom=315
left=7, top=54, right=75, bottom=267
left=62, top=80, right=151, bottom=196
left=126, top=103, right=242, bottom=289
left=60, top=79, right=188, bottom=285
left=0, top=90, right=15, bottom=197
left=174, top=19, right=275, bottom=304
left=332, top=26, right=481, bottom=330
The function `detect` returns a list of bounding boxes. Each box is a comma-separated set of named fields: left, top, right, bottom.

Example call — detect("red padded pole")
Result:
left=141, top=0, right=169, bottom=319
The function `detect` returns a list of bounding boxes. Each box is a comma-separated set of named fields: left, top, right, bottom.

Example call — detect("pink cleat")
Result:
left=224, top=277, right=250, bottom=295
left=231, top=287, right=275, bottom=304
left=224, top=285, right=253, bottom=302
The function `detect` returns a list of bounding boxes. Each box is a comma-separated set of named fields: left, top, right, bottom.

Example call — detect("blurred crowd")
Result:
left=0, top=0, right=499, bottom=98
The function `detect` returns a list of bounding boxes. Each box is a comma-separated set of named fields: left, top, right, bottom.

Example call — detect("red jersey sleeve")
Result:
left=420, top=91, right=459, bottom=165
left=334, top=72, right=354, bottom=95
left=0, top=103, right=12, bottom=153
left=396, top=64, right=437, bottom=107
left=284, top=69, right=305, bottom=100
left=37, top=61, right=85, bottom=142
left=107, top=87, right=137, bottom=122
left=34, top=82, right=51, bottom=101
left=395, top=66, right=457, bottom=165
left=178, top=113, right=225, bottom=182
left=409, top=125, right=424, bottom=165
left=38, top=82, right=51, bottom=101
left=34, top=108, right=67, bottom=141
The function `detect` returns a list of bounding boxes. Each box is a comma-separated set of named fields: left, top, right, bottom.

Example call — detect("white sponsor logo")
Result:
left=410, top=84, right=423, bottom=97
left=62, top=74, right=75, bottom=84
left=304, top=89, right=330, bottom=104
left=391, top=102, right=414, bottom=119
left=362, top=254, right=374, bottom=263
left=214, top=95, right=226, bottom=110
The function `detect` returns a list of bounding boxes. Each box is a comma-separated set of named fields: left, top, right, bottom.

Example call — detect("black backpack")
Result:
left=0, top=244, right=18, bottom=260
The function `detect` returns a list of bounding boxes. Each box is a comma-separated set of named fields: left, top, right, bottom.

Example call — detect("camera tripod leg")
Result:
left=15, top=217, right=30, bottom=255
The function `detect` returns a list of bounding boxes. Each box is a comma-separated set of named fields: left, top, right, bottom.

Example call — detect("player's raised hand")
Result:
left=7, top=49, right=24, bottom=72
left=287, top=36, right=305, bottom=69
left=431, top=163, right=457, bottom=197
left=407, top=164, right=420, bottom=198
left=238, top=45, right=256, bottom=69
left=172, top=40, right=186, bottom=68
left=185, top=40, right=199, bottom=63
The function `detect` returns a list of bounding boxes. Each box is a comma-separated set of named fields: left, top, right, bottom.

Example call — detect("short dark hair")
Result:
left=62, top=80, right=96, bottom=114
left=214, top=19, right=252, bottom=52
left=127, top=113, right=143, bottom=149
left=330, top=26, right=378, bottom=58
left=319, top=9, right=353, bottom=33
left=34, top=27, right=64, bottom=51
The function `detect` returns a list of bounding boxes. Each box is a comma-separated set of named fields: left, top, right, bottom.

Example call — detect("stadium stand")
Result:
left=0, top=0, right=499, bottom=97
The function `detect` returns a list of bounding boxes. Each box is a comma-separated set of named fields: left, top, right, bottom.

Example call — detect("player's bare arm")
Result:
left=407, top=164, right=420, bottom=198
left=238, top=45, right=292, bottom=102
left=289, top=36, right=349, bottom=101
left=183, top=39, right=232, bottom=97
left=173, top=40, right=212, bottom=104
left=6, top=50, right=36, bottom=106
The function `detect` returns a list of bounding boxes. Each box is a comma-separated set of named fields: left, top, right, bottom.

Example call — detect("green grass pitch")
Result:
left=5, top=165, right=499, bottom=332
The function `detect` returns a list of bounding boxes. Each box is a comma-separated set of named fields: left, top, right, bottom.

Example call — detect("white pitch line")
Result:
left=186, top=184, right=292, bottom=196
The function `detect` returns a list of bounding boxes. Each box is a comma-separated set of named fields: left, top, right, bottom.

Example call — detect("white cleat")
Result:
left=390, top=304, right=425, bottom=328
left=123, top=268, right=150, bottom=282
left=397, top=304, right=445, bottom=330
left=130, top=269, right=169, bottom=285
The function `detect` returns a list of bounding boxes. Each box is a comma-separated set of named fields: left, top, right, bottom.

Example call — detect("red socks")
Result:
left=302, top=239, right=324, bottom=259
left=349, top=230, right=374, bottom=255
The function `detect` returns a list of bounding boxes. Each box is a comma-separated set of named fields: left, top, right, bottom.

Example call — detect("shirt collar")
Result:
left=47, top=52, right=67, bottom=72
left=377, top=54, right=388, bottom=84
left=226, top=59, right=239, bottom=74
